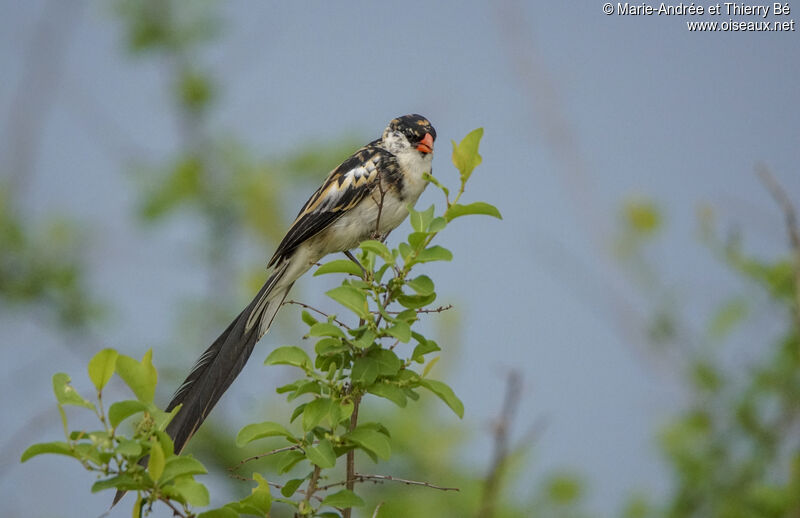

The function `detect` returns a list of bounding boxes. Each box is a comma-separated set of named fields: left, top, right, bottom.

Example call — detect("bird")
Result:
left=163, top=114, right=436, bottom=454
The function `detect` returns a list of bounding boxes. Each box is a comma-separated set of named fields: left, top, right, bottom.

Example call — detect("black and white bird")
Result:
left=165, top=114, right=436, bottom=453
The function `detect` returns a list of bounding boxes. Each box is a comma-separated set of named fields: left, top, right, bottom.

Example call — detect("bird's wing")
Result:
left=267, top=143, right=391, bottom=267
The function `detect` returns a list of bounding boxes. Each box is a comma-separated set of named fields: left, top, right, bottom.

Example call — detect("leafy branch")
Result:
left=21, top=127, right=501, bottom=517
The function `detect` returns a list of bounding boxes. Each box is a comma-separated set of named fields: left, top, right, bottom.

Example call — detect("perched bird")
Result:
left=164, top=114, right=436, bottom=454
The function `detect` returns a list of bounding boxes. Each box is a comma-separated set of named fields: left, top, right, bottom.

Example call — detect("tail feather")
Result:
left=166, top=278, right=292, bottom=454
left=111, top=266, right=294, bottom=508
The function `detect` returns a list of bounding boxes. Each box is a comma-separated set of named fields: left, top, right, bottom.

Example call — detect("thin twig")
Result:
left=372, top=502, right=385, bottom=518
left=227, top=473, right=324, bottom=503
left=477, top=371, right=523, bottom=518
left=757, top=166, right=800, bottom=335
left=228, top=444, right=302, bottom=470
left=354, top=473, right=459, bottom=492
left=284, top=300, right=349, bottom=328
left=380, top=304, right=454, bottom=315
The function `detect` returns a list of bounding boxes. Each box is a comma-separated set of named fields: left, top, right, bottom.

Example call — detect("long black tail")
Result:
left=166, top=273, right=292, bottom=453
left=111, top=269, right=291, bottom=509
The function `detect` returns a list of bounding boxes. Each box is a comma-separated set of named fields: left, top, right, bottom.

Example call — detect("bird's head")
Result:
left=381, top=114, right=436, bottom=157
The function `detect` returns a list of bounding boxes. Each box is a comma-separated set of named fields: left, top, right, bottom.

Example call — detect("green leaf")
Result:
left=451, top=127, right=484, bottom=182
left=338, top=400, right=355, bottom=424
left=21, top=441, right=75, bottom=462
left=429, top=216, right=447, bottom=233
left=368, top=383, right=407, bottom=407
left=132, top=493, right=142, bottom=517
left=73, top=443, right=103, bottom=465
left=244, top=473, right=272, bottom=513
left=411, top=339, right=441, bottom=362
left=421, top=379, right=464, bottom=418
left=52, top=373, right=95, bottom=410
left=290, top=403, right=306, bottom=423
left=372, top=349, right=402, bottom=376
left=397, top=293, right=436, bottom=309
left=446, top=201, right=502, bottom=222
left=303, top=398, right=333, bottom=431
left=160, top=456, right=207, bottom=483
left=264, top=346, right=311, bottom=369
left=314, top=259, right=365, bottom=277
left=172, top=476, right=210, bottom=507
left=345, top=427, right=391, bottom=460
left=115, top=439, right=142, bottom=457
left=326, top=285, right=369, bottom=319
left=115, top=350, right=157, bottom=403
left=108, top=400, right=149, bottom=428
left=360, top=240, right=393, bottom=262
left=288, top=380, right=322, bottom=401
left=91, top=473, right=144, bottom=493
left=277, top=450, right=306, bottom=474
left=386, top=321, right=411, bottom=343
left=423, top=356, right=441, bottom=378
left=148, top=437, right=165, bottom=481
left=407, top=275, right=435, bottom=295
left=398, top=242, right=413, bottom=262
left=409, top=204, right=435, bottom=232
left=352, top=357, right=379, bottom=385
left=416, top=245, right=452, bottom=263
left=281, top=477, right=304, bottom=497
left=306, top=439, right=336, bottom=468
left=322, top=489, right=365, bottom=508
left=301, top=310, right=318, bottom=326
left=88, top=348, right=118, bottom=392
left=407, top=231, right=429, bottom=251
left=315, top=337, right=347, bottom=356
left=236, top=421, right=294, bottom=447
left=308, top=322, right=346, bottom=339
left=354, top=328, right=377, bottom=349
left=395, top=309, right=418, bottom=323
left=197, top=508, right=239, bottom=518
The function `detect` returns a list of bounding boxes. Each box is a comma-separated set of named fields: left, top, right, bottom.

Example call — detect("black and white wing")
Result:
left=267, top=143, right=394, bottom=267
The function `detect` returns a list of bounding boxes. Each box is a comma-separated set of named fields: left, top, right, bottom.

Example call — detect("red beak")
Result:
left=416, top=133, right=434, bottom=154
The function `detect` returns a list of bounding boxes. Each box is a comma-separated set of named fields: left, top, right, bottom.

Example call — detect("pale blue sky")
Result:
left=2, top=1, right=799, bottom=516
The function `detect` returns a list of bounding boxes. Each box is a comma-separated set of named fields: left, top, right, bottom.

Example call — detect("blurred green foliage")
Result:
left=615, top=198, right=800, bottom=518
left=0, top=186, right=98, bottom=327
